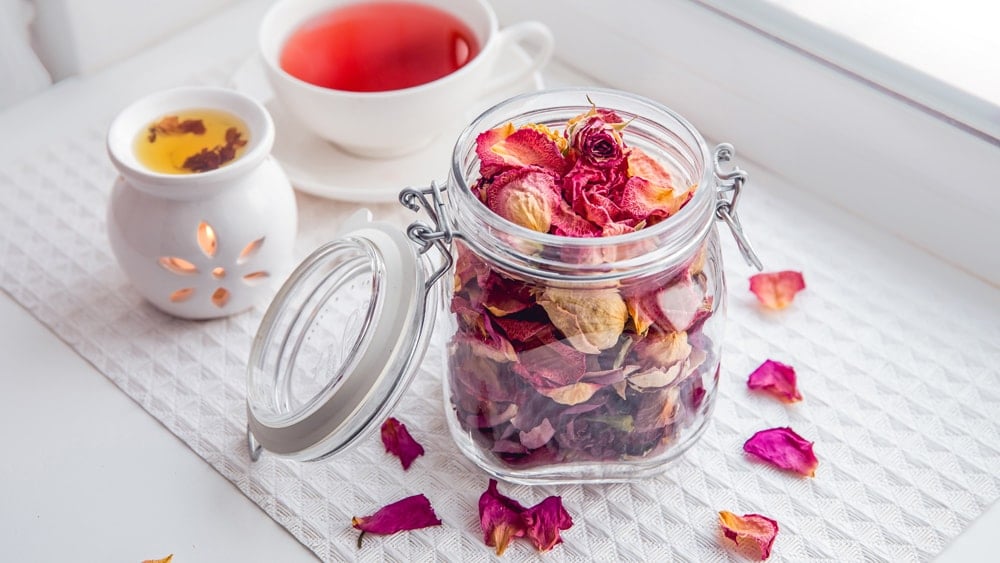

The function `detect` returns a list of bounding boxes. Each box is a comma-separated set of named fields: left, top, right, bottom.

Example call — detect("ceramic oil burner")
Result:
left=106, top=86, right=297, bottom=319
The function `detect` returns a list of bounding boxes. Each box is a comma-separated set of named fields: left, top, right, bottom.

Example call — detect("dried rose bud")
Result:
left=743, top=427, right=818, bottom=477
left=486, top=169, right=561, bottom=233
left=537, top=287, right=627, bottom=354
left=747, top=359, right=803, bottom=403
left=718, top=511, right=779, bottom=560
left=380, top=417, right=425, bottom=470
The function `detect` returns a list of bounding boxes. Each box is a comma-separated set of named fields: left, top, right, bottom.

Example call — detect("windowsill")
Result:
left=496, top=0, right=1000, bottom=285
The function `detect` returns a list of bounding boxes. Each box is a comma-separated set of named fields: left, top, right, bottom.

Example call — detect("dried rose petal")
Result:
left=537, top=287, right=627, bottom=354
left=718, top=511, right=779, bottom=560
left=749, top=271, right=806, bottom=310
left=522, top=496, right=574, bottom=552
left=479, top=479, right=573, bottom=555
left=743, top=427, right=818, bottom=477
left=380, top=417, right=425, bottom=470
left=481, top=271, right=535, bottom=317
left=476, top=123, right=571, bottom=178
left=352, top=494, right=442, bottom=537
left=479, top=479, right=528, bottom=555
left=519, top=418, right=556, bottom=449
left=747, top=360, right=802, bottom=403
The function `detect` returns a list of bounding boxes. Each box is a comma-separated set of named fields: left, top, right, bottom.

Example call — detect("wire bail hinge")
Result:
left=399, top=182, right=457, bottom=291
left=713, top=143, right=763, bottom=271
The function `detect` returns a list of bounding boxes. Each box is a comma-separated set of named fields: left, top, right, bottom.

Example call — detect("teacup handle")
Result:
left=482, top=21, right=555, bottom=94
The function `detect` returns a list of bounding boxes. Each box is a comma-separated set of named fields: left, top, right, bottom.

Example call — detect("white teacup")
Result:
left=258, top=0, right=554, bottom=158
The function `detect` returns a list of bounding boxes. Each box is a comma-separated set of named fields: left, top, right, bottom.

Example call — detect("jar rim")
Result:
left=448, top=87, right=716, bottom=279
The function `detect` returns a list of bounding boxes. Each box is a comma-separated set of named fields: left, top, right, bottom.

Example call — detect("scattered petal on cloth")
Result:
left=380, top=417, right=425, bottom=470
left=747, top=359, right=803, bottom=403
left=522, top=495, right=574, bottom=552
left=351, top=494, right=442, bottom=540
left=749, top=271, right=806, bottom=310
left=478, top=479, right=574, bottom=555
left=743, top=427, right=819, bottom=477
left=479, top=479, right=528, bottom=555
left=142, top=556, right=173, bottom=563
left=718, top=511, right=779, bottom=560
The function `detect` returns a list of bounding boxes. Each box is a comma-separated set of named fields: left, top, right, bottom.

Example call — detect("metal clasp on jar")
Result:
left=399, top=181, right=457, bottom=291
left=714, top=143, right=763, bottom=271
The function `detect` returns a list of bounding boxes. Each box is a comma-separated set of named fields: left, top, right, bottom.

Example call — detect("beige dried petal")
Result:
left=652, top=386, right=681, bottom=428
left=637, top=331, right=692, bottom=368
left=538, top=382, right=603, bottom=405
left=538, top=287, right=627, bottom=354
left=627, top=363, right=682, bottom=391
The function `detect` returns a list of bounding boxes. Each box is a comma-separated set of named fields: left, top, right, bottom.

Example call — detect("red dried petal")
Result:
left=478, top=479, right=573, bottom=555
left=479, top=479, right=528, bottom=555
left=718, top=510, right=779, bottom=560
left=743, top=427, right=818, bottom=477
left=380, top=417, right=425, bottom=470
left=747, top=359, right=802, bottom=403
left=522, top=496, right=574, bottom=552
left=476, top=124, right=571, bottom=178
left=749, top=271, right=806, bottom=310
left=512, top=332, right=588, bottom=389
left=352, top=494, right=442, bottom=535
left=481, top=271, right=535, bottom=317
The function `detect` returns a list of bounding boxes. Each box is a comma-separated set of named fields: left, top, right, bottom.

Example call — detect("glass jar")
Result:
left=245, top=88, right=759, bottom=484
left=443, top=88, right=738, bottom=484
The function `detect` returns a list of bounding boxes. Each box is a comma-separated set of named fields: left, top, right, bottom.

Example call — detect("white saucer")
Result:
left=229, top=51, right=545, bottom=203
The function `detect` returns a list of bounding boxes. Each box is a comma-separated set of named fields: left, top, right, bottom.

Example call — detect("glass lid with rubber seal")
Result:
left=246, top=208, right=439, bottom=462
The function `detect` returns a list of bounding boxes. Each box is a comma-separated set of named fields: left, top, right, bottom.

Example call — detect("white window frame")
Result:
left=495, top=0, right=1000, bottom=284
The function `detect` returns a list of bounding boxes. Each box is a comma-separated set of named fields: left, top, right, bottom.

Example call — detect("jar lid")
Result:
left=246, top=209, right=436, bottom=461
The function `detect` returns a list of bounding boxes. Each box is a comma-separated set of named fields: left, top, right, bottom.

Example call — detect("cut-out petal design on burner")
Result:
left=237, top=237, right=265, bottom=265
left=197, top=221, right=218, bottom=257
left=242, top=271, right=269, bottom=285
left=211, top=287, right=230, bottom=308
left=159, top=256, right=198, bottom=275
left=169, top=288, right=195, bottom=302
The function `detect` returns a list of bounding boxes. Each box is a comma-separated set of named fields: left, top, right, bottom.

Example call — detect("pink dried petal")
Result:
left=718, top=511, right=779, bottom=560
left=743, top=427, right=818, bottom=477
left=519, top=418, right=556, bottom=449
left=749, top=271, right=806, bottom=310
left=454, top=242, right=490, bottom=290
left=616, top=176, right=689, bottom=224
left=550, top=196, right=602, bottom=237
left=476, top=124, right=571, bottom=178
left=352, top=494, right=442, bottom=536
left=380, top=417, right=425, bottom=470
left=479, top=479, right=528, bottom=555
left=512, top=327, right=588, bottom=389
left=747, top=360, right=802, bottom=403
left=653, top=275, right=708, bottom=332
left=522, top=496, right=574, bottom=552
left=493, top=315, right=550, bottom=344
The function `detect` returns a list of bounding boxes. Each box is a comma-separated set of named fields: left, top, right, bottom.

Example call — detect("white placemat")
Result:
left=1, top=13, right=998, bottom=562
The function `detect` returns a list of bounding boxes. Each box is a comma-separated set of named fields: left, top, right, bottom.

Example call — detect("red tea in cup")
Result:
left=279, top=1, right=481, bottom=92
